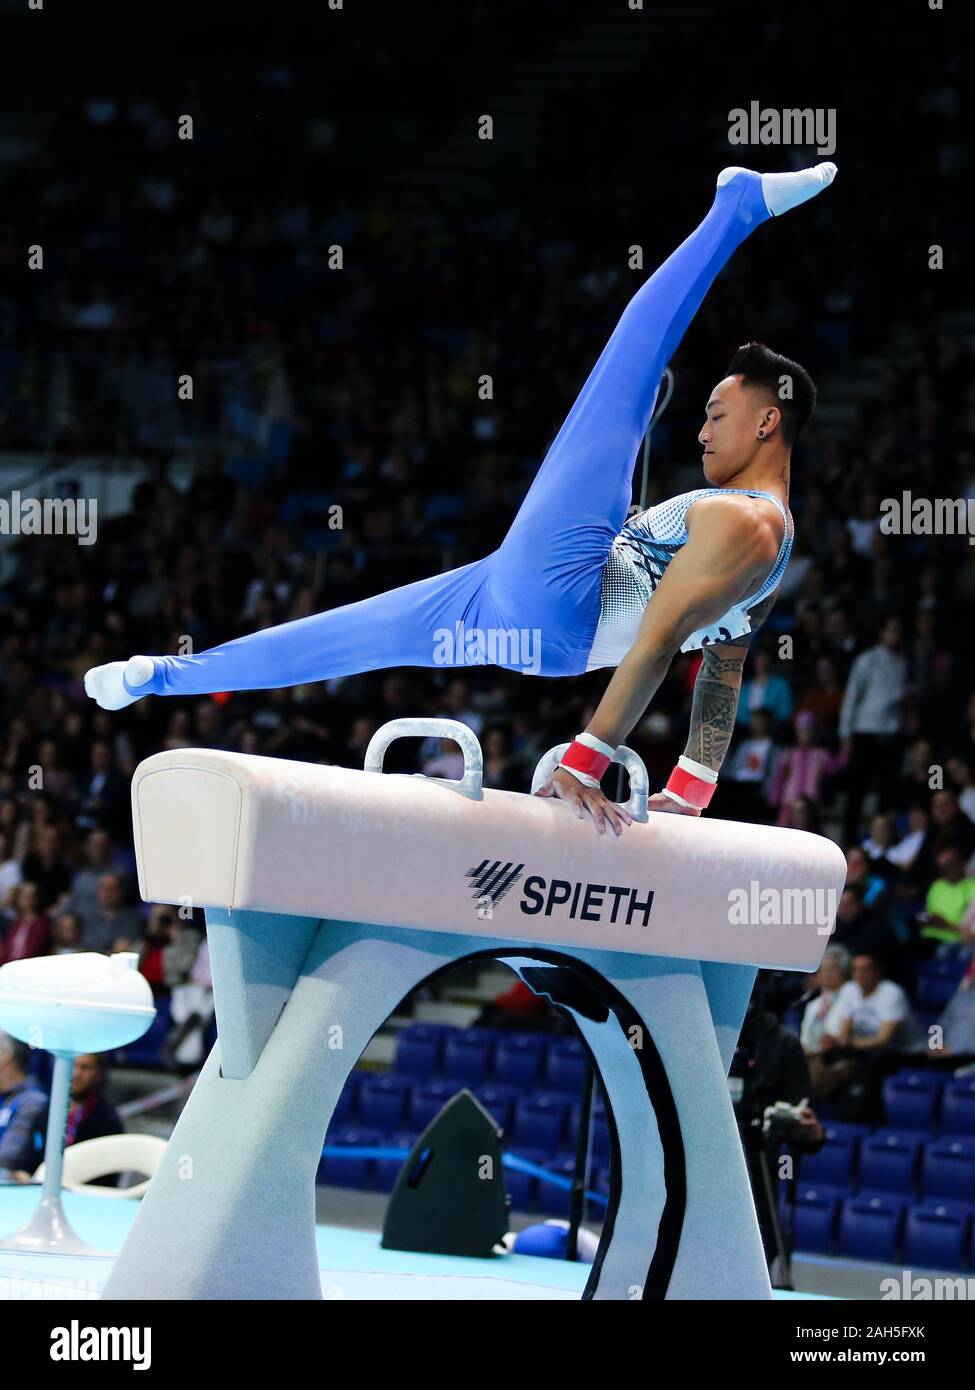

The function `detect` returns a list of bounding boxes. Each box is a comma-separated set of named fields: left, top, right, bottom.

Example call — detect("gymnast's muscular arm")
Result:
left=535, top=496, right=781, bottom=833
left=648, top=589, right=777, bottom=817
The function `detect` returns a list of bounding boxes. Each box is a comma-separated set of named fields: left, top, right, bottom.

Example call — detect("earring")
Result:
left=757, top=430, right=765, bottom=438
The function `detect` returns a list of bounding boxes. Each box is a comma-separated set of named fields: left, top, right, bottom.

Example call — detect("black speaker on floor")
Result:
left=381, top=1089, right=510, bottom=1258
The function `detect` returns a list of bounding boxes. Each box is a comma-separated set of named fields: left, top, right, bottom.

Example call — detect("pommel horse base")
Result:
left=103, top=718, right=845, bottom=1301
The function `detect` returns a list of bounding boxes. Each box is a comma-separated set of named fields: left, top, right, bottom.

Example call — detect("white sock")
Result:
left=760, top=162, right=837, bottom=216
left=84, top=655, right=155, bottom=711
left=125, top=655, right=155, bottom=689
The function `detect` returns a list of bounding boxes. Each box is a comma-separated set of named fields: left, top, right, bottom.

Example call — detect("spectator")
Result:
left=162, top=914, right=204, bottom=988
left=861, top=812, right=901, bottom=872
left=932, top=956, right=975, bottom=1061
left=56, top=829, right=125, bottom=930
left=138, top=905, right=179, bottom=994
left=887, top=804, right=929, bottom=873
left=829, top=884, right=904, bottom=984
left=919, top=840, right=975, bottom=951
left=82, top=874, right=144, bottom=955
left=721, top=709, right=779, bottom=822
left=0, top=883, right=52, bottom=964
left=800, top=945, right=852, bottom=1056
left=946, top=755, right=975, bottom=822
left=838, top=615, right=909, bottom=841
left=913, top=790, right=975, bottom=886
left=163, top=919, right=212, bottom=1071
left=844, top=846, right=890, bottom=909
left=0, top=829, right=23, bottom=910
left=51, top=913, right=84, bottom=954
left=893, top=738, right=937, bottom=814
left=76, top=741, right=129, bottom=837
left=768, top=710, right=847, bottom=826
left=738, top=648, right=793, bottom=731
left=21, top=825, right=73, bottom=915
left=66, top=1054, right=124, bottom=1149
left=481, top=726, right=519, bottom=792
left=796, top=655, right=845, bottom=731
left=421, top=737, right=465, bottom=782
left=0, top=1032, right=48, bottom=1180
left=786, top=794, right=822, bottom=835
left=812, top=953, right=926, bottom=1119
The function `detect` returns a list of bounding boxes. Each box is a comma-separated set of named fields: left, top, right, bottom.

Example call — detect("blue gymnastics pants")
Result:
left=131, top=172, right=770, bottom=698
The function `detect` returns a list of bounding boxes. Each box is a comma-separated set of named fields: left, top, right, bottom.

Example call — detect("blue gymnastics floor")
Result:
left=0, top=1186, right=831, bottom=1300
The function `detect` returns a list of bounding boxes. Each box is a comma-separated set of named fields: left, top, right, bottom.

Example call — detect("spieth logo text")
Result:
left=466, top=858, right=654, bottom=926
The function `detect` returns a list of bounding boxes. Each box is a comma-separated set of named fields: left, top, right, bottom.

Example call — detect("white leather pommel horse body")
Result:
left=103, top=719, right=846, bottom=1301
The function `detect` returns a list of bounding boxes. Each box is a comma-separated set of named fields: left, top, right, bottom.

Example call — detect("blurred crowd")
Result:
left=0, top=0, right=974, bottom=1160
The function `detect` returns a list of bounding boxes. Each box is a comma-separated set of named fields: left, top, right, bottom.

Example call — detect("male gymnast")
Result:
left=86, top=162, right=836, bottom=835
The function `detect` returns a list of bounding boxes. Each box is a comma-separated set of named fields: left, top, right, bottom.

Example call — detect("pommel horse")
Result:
left=103, top=718, right=845, bottom=1301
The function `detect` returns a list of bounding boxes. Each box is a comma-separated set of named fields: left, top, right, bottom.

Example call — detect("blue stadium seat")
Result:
left=858, top=1130, right=922, bottom=1194
left=318, top=1125, right=382, bottom=1189
left=504, top=1146, right=546, bottom=1212
left=590, top=1164, right=612, bottom=1222
left=904, top=1203, right=968, bottom=1272
left=821, top=1120, right=871, bottom=1144
left=393, top=1023, right=452, bottom=1078
left=567, top=1101, right=611, bottom=1159
left=373, top=1132, right=417, bottom=1194
left=892, top=1067, right=945, bottom=1091
left=27, top=1048, right=54, bottom=1092
left=535, top=1153, right=577, bottom=1217
left=357, top=1074, right=411, bottom=1130
left=792, top=1188, right=839, bottom=1253
left=837, top=1195, right=903, bottom=1262
left=332, top=1069, right=362, bottom=1124
left=797, top=1128, right=859, bottom=1189
left=913, top=1010, right=940, bottom=1036
left=511, top=1094, right=568, bottom=1155
left=940, top=1079, right=975, bottom=1138
left=472, top=1083, right=520, bottom=1132
left=409, top=1080, right=462, bottom=1131
left=118, top=995, right=172, bottom=1068
left=544, top=1038, right=589, bottom=1093
left=494, top=1033, right=546, bottom=1086
left=882, top=1075, right=940, bottom=1131
left=443, top=1029, right=495, bottom=1084
left=916, top=974, right=964, bottom=1011
left=921, top=1138, right=975, bottom=1201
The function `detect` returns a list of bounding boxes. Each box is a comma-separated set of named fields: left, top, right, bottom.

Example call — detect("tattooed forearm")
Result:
left=685, top=643, right=746, bottom=769
left=684, top=590, right=776, bottom=768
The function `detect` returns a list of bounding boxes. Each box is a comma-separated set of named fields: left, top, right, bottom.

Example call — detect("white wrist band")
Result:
left=677, top=754, right=718, bottom=784
left=575, top=731, right=617, bottom=759
left=661, top=786, right=697, bottom=808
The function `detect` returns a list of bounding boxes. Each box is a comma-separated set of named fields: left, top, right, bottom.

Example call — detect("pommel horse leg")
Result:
left=104, top=721, right=844, bottom=1300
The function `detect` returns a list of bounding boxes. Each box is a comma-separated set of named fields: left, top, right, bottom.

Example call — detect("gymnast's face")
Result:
left=698, top=375, right=776, bottom=482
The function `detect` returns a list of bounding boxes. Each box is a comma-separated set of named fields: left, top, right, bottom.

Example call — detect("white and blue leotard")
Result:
left=585, top=487, right=793, bottom=670
left=124, top=170, right=786, bottom=698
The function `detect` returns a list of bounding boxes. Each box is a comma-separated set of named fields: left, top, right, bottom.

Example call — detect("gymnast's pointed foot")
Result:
left=84, top=655, right=156, bottom=710
left=717, top=161, right=837, bottom=217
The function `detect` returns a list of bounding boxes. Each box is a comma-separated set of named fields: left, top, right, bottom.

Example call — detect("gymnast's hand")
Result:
left=534, top=767, right=633, bottom=836
left=647, top=792, right=702, bottom=817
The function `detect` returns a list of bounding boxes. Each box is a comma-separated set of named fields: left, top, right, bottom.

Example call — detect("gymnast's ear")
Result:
left=755, top=403, right=784, bottom=440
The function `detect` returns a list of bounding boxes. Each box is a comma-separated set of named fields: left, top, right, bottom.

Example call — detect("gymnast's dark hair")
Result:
left=728, top=341, right=816, bottom=445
